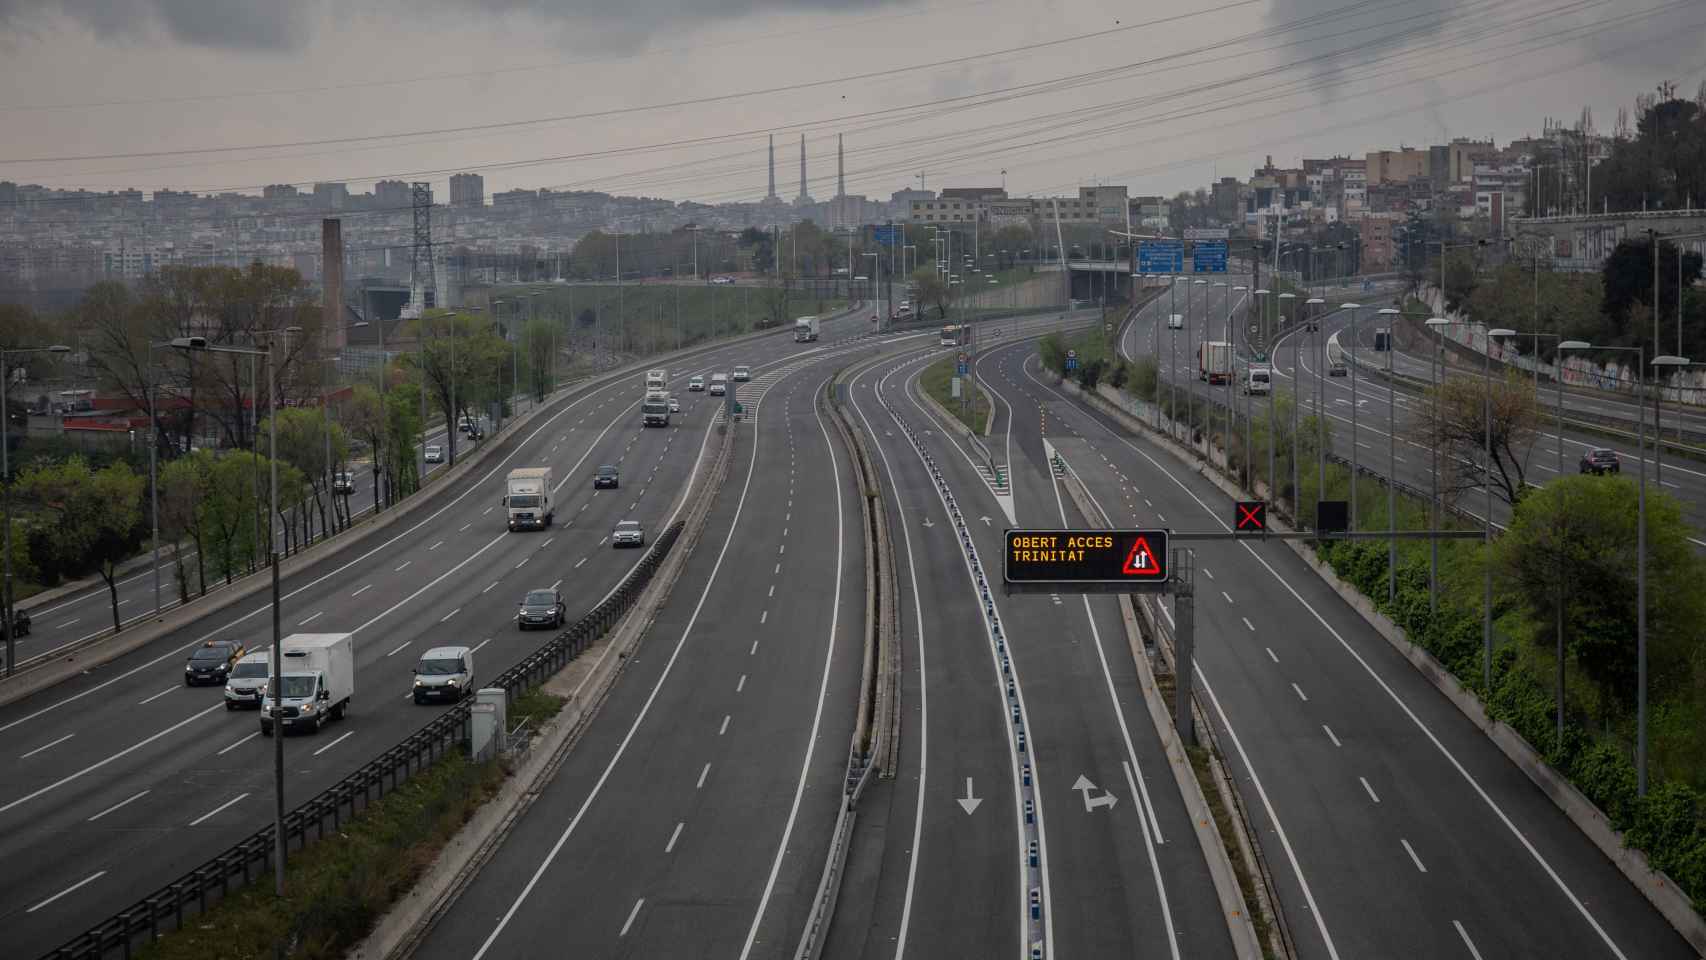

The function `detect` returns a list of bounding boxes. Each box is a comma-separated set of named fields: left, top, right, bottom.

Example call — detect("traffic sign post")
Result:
left=1137, top=240, right=1183, bottom=274
left=1064, top=349, right=1079, bottom=372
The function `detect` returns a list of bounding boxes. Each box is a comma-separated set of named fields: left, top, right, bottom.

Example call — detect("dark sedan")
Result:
left=593, top=464, right=619, bottom=489
left=185, top=639, right=246, bottom=685
left=517, top=588, right=566, bottom=630
left=1580, top=448, right=1621, bottom=475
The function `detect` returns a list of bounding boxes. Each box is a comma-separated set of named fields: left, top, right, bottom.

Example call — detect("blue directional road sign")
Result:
left=1192, top=240, right=1228, bottom=273
left=1138, top=241, right=1183, bottom=273
left=872, top=225, right=900, bottom=246
left=957, top=352, right=969, bottom=375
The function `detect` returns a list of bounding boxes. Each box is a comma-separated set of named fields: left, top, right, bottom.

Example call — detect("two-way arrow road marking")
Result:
left=958, top=777, right=983, bottom=815
left=922, top=515, right=935, bottom=528
left=980, top=515, right=993, bottom=526
left=1073, top=774, right=1118, bottom=812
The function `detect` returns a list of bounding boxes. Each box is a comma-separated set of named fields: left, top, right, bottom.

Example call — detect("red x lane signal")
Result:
left=1235, top=500, right=1267, bottom=532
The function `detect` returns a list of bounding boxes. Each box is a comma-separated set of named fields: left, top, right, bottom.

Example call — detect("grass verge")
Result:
left=1188, top=746, right=1279, bottom=959
left=921, top=354, right=990, bottom=434
left=508, top=687, right=567, bottom=730
left=136, top=751, right=506, bottom=960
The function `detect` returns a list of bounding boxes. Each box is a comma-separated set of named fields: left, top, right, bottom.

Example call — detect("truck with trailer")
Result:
left=1197, top=341, right=1233, bottom=384
left=259, top=633, right=354, bottom=735
left=504, top=466, right=556, bottom=530
left=793, top=316, right=820, bottom=343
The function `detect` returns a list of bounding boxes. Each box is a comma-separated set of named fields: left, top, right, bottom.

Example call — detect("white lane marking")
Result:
left=429, top=540, right=445, bottom=550
left=26, top=870, right=106, bottom=914
left=138, top=686, right=176, bottom=705
left=620, top=898, right=644, bottom=937
left=720, top=715, right=731, bottom=735
left=20, top=732, right=75, bottom=759
left=760, top=610, right=768, bottom=624
left=774, top=563, right=781, bottom=574
left=697, top=763, right=711, bottom=789
left=1400, top=838, right=1428, bottom=873
left=188, top=791, right=250, bottom=826
left=297, top=611, right=323, bottom=626
left=551, top=578, right=563, bottom=590
left=778, top=543, right=785, bottom=555
left=1221, top=590, right=1233, bottom=605
left=1292, top=683, right=1309, bottom=702
left=351, top=584, right=372, bottom=597
left=1360, top=777, right=1381, bottom=803
left=1453, top=921, right=1486, bottom=960
left=768, top=585, right=775, bottom=597
left=313, top=731, right=355, bottom=757
left=736, top=674, right=746, bottom=693
left=87, top=790, right=149, bottom=822
left=395, top=560, right=411, bottom=572
left=217, top=732, right=260, bottom=756
left=750, top=640, right=758, bottom=655
left=57, top=618, right=81, bottom=629
left=1323, top=725, right=1342, bottom=747
left=1265, top=647, right=1278, bottom=663
left=1202, top=567, right=1214, bottom=580
left=516, top=558, right=529, bottom=568
left=484, top=506, right=494, bottom=515
left=1244, top=617, right=1257, bottom=632
left=483, top=582, right=499, bottom=594
left=460, top=523, right=471, bottom=532
left=387, top=640, right=411, bottom=657
left=665, top=822, right=685, bottom=853
left=471, top=638, right=494, bottom=655
left=574, top=558, right=587, bottom=569
left=543, top=537, right=555, bottom=549
left=440, top=608, right=461, bottom=623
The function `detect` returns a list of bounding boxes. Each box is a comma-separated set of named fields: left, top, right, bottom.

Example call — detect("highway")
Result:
left=0, top=310, right=877, bottom=958
left=820, top=319, right=1233, bottom=959
left=5, top=419, right=468, bottom=669
left=1123, top=277, right=1706, bottom=541
left=977, top=328, right=1694, bottom=958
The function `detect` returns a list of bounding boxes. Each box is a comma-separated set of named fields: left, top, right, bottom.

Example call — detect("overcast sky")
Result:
left=0, top=0, right=1702, bottom=205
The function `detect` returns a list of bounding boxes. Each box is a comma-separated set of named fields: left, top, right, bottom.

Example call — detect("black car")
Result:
left=593, top=464, right=619, bottom=489
left=185, top=639, right=246, bottom=685
left=1580, top=448, right=1621, bottom=475
left=2, top=608, right=30, bottom=639
left=518, top=589, right=566, bottom=631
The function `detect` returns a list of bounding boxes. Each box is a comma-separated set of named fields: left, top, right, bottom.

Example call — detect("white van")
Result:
left=709, top=373, right=728, bottom=396
left=1245, top=366, right=1272, bottom=396
left=413, top=646, right=474, bottom=703
left=224, top=651, right=273, bottom=710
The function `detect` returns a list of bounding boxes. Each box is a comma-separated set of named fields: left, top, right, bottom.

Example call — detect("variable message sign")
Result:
left=1004, top=528, right=1170, bottom=592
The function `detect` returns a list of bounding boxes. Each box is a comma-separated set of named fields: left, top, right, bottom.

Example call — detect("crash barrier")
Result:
left=43, top=519, right=685, bottom=960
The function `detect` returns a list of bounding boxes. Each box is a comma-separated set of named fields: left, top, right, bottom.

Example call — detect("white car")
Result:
left=712, top=276, right=735, bottom=285
left=732, top=366, right=751, bottom=382
left=424, top=444, right=444, bottom=464
left=688, top=376, right=705, bottom=392
left=667, top=396, right=681, bottom=413
left=611, top=520, right=645, bottom=548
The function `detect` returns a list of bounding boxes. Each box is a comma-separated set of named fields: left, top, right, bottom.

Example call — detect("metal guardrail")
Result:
left=44, top=518, right=686, bottom=960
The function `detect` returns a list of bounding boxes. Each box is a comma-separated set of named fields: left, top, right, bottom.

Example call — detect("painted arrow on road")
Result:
left=922, top=516, right=935, bottom=528
left=1072, top=774, right=1117, bottom=812
left=980, top=516, right=993, bottom=526
left=958, top=777, right=983, bottom=815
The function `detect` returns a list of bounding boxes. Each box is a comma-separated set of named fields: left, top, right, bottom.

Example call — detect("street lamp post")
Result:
left=1274, top=292, right=1295, bottom=498
left=1342, top=303, right=1363, bottom=528
left=1378, top=308, right=1402, bottom=602
left=2, top=344, right=70, bottom=675
left=1305, top=297, right=1326, bottom=520
left=1191, top=279, right=1208, bottom=448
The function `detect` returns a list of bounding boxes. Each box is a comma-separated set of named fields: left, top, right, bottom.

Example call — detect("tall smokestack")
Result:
left=766, top=134, right=777, bottom=201
left=797, top=134, right=809, bottom=206
left=322, top=218, right=344, bottom=349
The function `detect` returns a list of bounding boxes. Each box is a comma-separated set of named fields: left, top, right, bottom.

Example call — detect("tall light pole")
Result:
left=1301, top=297, right=1324, bottom=517
left=2, top=344, right=70, bottom=675
left=1190, top=278, right=1208, bottom=447
left=1213, top=280, right=1231, bottom=463
left=1378, top=308, right=1402, bottom=602
left=172, top=332, right=293, bottom=894
left=1305, top=297, right=1326, bottom=519
left=1274, top=292, right=1295, bottom=498
left=1342, top=303, right=1362, bottom=528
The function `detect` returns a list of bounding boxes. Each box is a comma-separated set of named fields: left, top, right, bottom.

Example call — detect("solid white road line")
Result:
left=665, top=822, right=684, bottom=853
left=697, top=763, right=711, bottom=789
left=138, top=685, right=176, bottom=705
left=20, top=732, right=74, bottom=759
left=26, top=870, right=106, bottom=914
left=87, top=790, right=150, bottom=822
left=217, top=731, right=260, bottom=755
left=620, top=898, right=643, bottom=937
left=1400, top=838, right=1428, bottom=873
left=1323, top=725, right=1342, bottom=747
left=1360, top=777, right=1381, bottom=804
left=313, top=731, right=355, bottom=757
left=188, top=791, right=250, bottom=826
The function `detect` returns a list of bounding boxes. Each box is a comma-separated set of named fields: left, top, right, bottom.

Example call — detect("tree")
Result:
left=1424, top=370, right=1539, bottom=507
left=523, top=317, right=557, bottom=400
left=1601, top=239, right=1704, bottom=342
left=19, top=457, right=145, bottom=632
left=261, top=407, right=348, bottom=542
left=405, top=310, right=510, bottom=465
left=343, top=385, right=388, bottom=511
left=910, top=267, right=951, bottom=320
left=159, top=451, right=215, bottom=599
left=1496, top=475, right=1706, bottom=723
left=1441, top=249, right=1480, bottom=314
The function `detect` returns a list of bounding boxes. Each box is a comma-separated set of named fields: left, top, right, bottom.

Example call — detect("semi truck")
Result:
left=504, top=466, right=555, bottom=530
left=794, top=316, right=820, bottom=343
left=1197, top=341, right=1233, bottom=384
left=259, top=633, right=354, bottom=735
left=642, top=394, right=671, bottom=427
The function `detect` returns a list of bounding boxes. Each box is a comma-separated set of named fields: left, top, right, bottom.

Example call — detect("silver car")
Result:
left=424, top=444, right=444, bottom=463
left=611, top=520, right=645, bottom=548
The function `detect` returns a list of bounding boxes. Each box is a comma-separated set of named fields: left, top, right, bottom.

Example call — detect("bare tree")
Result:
left=1424, top=370, right=1540, bottom=507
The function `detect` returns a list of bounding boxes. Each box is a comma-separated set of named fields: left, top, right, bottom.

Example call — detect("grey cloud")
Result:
left=430, top=0, right=909, bottom=52
left=0, top=0, right=313, bottom=50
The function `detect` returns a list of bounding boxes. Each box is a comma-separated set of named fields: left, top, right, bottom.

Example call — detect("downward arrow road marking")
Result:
left=957, top=776, right=983, bottom=815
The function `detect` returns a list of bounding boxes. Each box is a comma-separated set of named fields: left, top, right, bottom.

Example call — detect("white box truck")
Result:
left=642, top=394, right=671, bottom=427
left=504, top=466, right=555, bottom=530
left=794, top=316, right=820, bottom=343
left=259, top=633, right=354, bottom=735
left=645, top=368, right=667, bottom=392
left=1197, top=341, right=1233, bottom=384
